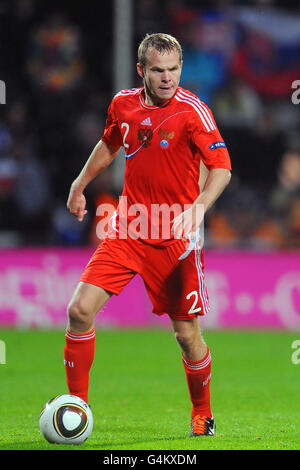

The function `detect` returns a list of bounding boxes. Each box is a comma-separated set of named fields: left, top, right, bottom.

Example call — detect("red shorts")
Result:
left=80, top=237, right=210, bottom=321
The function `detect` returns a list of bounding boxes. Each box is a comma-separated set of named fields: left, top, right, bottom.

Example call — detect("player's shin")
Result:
left=182, top=347, right=212, bottom=419
left=64, top=329, right=96, bottom=404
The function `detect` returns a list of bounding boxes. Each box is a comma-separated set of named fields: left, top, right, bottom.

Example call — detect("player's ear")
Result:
left=137, top=63, right=144, bottom=79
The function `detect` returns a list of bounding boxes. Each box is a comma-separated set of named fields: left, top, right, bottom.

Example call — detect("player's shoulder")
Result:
left=109, top=87, right=142, bottom=114
left=175, top=87, right=208, bottom=106
left=113, top=87, right=142, bottom=102
left=174, top=87, right=216, bottom=132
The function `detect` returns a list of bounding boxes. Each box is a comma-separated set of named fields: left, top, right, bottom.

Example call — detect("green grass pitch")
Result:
left=0, top=328, right=299, bottom=450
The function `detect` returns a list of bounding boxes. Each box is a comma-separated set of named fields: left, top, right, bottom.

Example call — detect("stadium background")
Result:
left=0, top=0, right=299, bottom=330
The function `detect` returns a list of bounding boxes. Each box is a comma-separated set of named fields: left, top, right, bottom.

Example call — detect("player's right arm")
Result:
left=67, top=139, right=120, bottom=221
left=67, top=98, right=123, bottom=222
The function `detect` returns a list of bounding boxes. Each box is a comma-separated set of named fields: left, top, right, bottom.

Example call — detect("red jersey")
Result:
left=101, top=86, right=231, bottom=244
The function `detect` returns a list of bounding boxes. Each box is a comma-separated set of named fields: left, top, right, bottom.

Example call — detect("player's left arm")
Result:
left=172, top=167, right=231, bottom=239
left=172, top=108, right=232, bottom=239
left=196, top=166, right=231, bottom=213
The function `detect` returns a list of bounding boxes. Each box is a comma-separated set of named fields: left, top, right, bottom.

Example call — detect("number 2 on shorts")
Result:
left=186, top=290, right=202, bottom=314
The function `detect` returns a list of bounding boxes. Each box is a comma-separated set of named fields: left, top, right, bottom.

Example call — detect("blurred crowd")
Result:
left=0, top=0, right=299, bottom=250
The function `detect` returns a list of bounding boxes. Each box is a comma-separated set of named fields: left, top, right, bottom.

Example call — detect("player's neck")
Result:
left=142, top=86, right=174, bottom=107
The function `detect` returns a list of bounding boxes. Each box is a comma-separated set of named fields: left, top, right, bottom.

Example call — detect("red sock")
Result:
left=182, top=347, right=212, bottom=419
left=64, top=329, right=96, bottom=404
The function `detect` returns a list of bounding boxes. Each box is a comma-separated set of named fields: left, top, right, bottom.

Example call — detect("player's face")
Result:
left=137, top=48, right=182, bottom=105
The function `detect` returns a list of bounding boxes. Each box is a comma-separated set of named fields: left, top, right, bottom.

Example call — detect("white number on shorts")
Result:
left=186, top=290, right=202, bottom=314
left=121, top=122, right=130, bottom=149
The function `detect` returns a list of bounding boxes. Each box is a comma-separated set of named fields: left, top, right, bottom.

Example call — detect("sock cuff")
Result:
left=65, top=328, right=96, bottom=342
left=182, top=348, right=211, bottom=371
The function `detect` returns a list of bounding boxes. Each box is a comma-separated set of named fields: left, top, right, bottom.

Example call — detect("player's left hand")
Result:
left=171, top=204, right=204, bottom=241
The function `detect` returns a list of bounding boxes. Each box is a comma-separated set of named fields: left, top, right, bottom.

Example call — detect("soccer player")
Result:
left=65, top=33, right=231, bottom=437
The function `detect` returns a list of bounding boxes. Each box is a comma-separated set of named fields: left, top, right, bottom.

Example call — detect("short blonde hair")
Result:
left=138, top=33, right=182, bottom=69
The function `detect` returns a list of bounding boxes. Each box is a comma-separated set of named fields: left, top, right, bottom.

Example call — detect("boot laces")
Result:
left=190, top=415, right=208, bottom=434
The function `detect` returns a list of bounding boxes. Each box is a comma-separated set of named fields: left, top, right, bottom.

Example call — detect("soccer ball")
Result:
left=39, top=394, right=93, bottom=445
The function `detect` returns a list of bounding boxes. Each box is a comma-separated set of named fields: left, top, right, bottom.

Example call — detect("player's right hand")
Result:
left=67, top=187, right=88, bottom=222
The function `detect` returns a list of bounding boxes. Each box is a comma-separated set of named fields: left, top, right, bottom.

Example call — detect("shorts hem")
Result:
left=152, top=310, right=206, bottom=320
left=79, top=278, right=121, bottom=296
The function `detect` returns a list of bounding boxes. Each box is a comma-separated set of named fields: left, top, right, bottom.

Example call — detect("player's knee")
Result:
left=174, top=329, right=196, bottom=352
left=67, top=300, right=92, bottom=330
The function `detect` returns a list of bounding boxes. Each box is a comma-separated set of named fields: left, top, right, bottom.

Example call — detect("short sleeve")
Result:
left=189, top=106, right=232, bottom=171
left=101, top=98, right=123, bottom=151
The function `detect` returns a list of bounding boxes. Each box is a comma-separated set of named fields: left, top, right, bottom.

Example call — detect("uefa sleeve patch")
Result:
left=209, top=141, right=226, bottom=150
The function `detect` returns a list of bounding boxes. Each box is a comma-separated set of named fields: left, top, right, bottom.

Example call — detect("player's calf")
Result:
left=171, top=318, right=207, bottom=361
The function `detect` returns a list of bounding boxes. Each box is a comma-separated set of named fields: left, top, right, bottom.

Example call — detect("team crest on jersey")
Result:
left=138, top=127, right=153, bottom=148
left=158, top=129, right=174, bottom=150
left=160, top=140, right=169, bottom=149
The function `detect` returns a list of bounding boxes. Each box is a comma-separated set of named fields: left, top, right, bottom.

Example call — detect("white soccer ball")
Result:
left=39, top=394, right=93, bottom=445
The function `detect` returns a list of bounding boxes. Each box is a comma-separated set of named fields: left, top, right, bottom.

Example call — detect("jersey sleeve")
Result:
left=101, top=98, right=123, bottom=151
left=188, top=106, right=232, bottom=171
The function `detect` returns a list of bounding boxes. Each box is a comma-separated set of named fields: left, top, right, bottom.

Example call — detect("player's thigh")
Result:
left=68, top=281, right=112, bottom=322
left=143, top=244, right=209, bottom=319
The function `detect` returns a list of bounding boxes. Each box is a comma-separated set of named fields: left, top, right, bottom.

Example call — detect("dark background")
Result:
left=0, top=0, right=299, bottom=250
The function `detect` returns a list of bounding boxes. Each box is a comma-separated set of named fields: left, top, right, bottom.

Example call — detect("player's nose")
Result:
left=161, top=70, right=171, bottom=82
